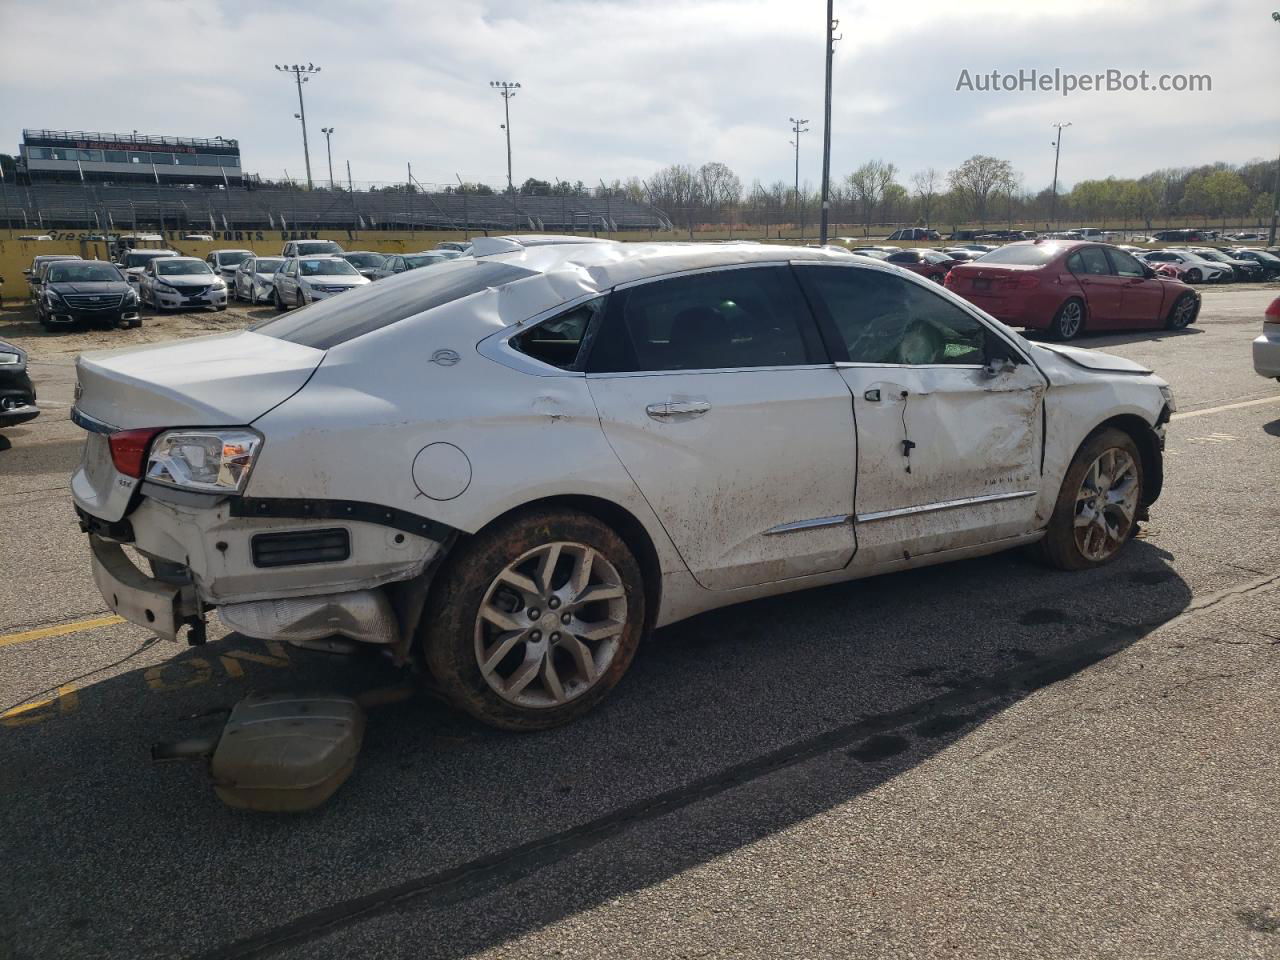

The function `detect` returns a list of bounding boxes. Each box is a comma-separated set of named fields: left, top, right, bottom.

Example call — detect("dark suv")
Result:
left=36, top=260, right=140, bottom=330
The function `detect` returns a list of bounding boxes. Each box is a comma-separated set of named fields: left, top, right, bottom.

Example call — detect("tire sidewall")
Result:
left=422, top=508, right=646, bottom=731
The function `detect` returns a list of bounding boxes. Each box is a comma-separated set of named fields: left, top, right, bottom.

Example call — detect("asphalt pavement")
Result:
left=0, top=289, right=1277, bottom=960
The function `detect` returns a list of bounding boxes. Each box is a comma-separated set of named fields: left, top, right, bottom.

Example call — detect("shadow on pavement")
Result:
left=0, top=541, right=1192, bottom=960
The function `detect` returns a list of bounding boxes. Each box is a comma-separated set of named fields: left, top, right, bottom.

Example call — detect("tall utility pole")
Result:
left=1269, top=13, right=1280, bottom=244
left=789, top=117, right=809, bottom=239
left=320, top=127, right=335, bottom=190
left=490, top=81, right=521, bottom=197
left=819, top=0, right=839, bottom=246
left=1049, top=121, right=1071, bottom=231
left=275, top=63, right=321, bottom=189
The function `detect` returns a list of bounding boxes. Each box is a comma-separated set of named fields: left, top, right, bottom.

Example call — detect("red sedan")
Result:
left=944, top=240, right=1200, bottom=340
left=882, top=248, right=960, bottom=283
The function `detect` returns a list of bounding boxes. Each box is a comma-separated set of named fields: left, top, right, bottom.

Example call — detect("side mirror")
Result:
left=1142, top=264, right=1156, bottom=279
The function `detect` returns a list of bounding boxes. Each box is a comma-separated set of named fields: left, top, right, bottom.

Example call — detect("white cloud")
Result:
left=0, top=0, right=1275, bottom=192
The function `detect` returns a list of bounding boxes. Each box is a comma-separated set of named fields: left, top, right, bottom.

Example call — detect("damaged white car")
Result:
left=70, top=238, right=1174, bottom=730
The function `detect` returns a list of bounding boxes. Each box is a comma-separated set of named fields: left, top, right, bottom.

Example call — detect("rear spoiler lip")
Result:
left=70, top=405, right=118, bottom=435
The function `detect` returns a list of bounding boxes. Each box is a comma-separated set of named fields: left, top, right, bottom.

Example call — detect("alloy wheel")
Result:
left=1171, top=295, right=1196, bottom=329
left=1073, top=447, right=1139, bottom=562
left=473, top=541, right=628, bottom=709
left=1058, top=300, right=1083, bottom=338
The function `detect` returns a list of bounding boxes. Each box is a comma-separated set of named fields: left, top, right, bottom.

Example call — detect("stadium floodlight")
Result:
left=320, top=127, right=336, bottom=191
left=1049, top=121, right=1072, bottom=231
left=275, top=63, right=321, bottom=189
left=490, top=81, right=522, bottom=198
left=789, top=117, right=810, bottom=238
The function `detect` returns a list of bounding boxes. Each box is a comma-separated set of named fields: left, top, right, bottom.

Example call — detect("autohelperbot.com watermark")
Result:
left=955, top=68, right=1211, bottom=97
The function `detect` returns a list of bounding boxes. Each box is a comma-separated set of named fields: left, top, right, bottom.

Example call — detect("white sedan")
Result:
left=231, top=256, right=285, bottom=305
left=70, top=237, right=1174, bottom=731
left=271, top=255, right=370, bottom=309
left=137, top=256, right=228, bottom=311
left=1255, top=296, right=1280, bottom=381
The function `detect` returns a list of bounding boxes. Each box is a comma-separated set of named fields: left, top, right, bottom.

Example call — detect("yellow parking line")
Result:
left=0, top=615, right=125, bottom=648
left=1172, top=395, right=1280, bottom=421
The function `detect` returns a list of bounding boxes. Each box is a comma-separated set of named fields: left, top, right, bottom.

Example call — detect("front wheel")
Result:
left=1037, top=428, right=1144, bottom=571
left=421, top=508, right=646, bottom=731
left=1185, top=268, right=1202, bottom=283
left=1049, top=298, right=1085, bottom=341
left=274, top=288, right=287, bottom=312
left=1166, top=292, right=1197, bottom=330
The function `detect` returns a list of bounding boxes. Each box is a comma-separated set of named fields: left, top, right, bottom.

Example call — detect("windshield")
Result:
left=296, top=242, right=343, bottom=255
left=1193, top=251, right=1228, bottom=262
left=300, top=258, right=359, bottom=277
left=125, top=252, right=175, bottom=268
left=216, top=251, right=251, bottom=266
left=973, top=244, right=1058, bottom=265
left=254, top=259, right=537, bottom=350
left=48, top=262, right=122, bottom=283
left=156, top=259, right=212, bottom=276
left=343, top=253, right=385, bottom=268
left=921, top=250, right=952, bottom=263
left=255, top=258, right=284, bottom=273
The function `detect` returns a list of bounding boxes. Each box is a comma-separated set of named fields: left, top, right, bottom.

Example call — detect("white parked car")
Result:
left=369, top=251, right=453, bottom=280
left=205, top=249, right=255, bottom=288
left=1138, top=250, right=1231, bottom=284
left=118, top=249, right=180, bottom=287
left=281, top=239, right=345, bottom=258
left=69, top=239, right=1174, bottom=731
left=271, top=255, right=370, bottom=309
left=137, top=256, right=228, bottom=311
left=231, top=256, right=285, bottom=305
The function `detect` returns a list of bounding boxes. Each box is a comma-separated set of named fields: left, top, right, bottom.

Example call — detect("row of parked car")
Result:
left=20, top=239, right=474, bottom=329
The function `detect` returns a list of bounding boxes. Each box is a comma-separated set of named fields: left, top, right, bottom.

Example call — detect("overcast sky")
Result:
left=2, top=0, right=1276, bottom=193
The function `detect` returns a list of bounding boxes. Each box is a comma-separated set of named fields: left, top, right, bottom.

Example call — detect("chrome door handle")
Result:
left=646, top=400, right=711, bottom=421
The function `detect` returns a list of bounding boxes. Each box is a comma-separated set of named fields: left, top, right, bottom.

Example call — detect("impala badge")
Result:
left=431, top=349, right=460, bottom=366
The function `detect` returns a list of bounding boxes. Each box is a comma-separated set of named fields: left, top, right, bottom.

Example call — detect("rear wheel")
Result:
left=421, top=508, right=646, bottom=731
left=1165, top=292, right=1197, bottom=330
left=1049, top=298, right=1085, bottom=341
left=1037, top=428, right=1143, bottom=570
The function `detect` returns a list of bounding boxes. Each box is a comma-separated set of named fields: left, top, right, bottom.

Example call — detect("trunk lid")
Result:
left=75, top=330, right=324, bottom=429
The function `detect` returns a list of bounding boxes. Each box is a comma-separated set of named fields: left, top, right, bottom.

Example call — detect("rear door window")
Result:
left=1070, top=247, right=1112, bottom=276
left=586, top=266, right=824, bottom=373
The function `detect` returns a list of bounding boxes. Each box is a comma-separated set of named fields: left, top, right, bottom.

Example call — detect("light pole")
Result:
left=1049, top=121, right=1071, bottom=231
left=819, top=0, right=839, bottom=246
left=320, top=127, right=335, bottom=190
left=275, top=63, right=321, bottom=189
left=490, top=81, right=521, bottom=197
left=1269, top=13, right=1280, bottom=244
left=789, top=116, right=809, bottom=239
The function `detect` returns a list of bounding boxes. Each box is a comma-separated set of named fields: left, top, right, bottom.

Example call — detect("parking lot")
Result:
left=2, top=286, right=1279, bottom=959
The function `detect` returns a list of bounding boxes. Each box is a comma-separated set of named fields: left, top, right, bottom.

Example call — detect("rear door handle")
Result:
left=646, top=400, right=711, bottom=421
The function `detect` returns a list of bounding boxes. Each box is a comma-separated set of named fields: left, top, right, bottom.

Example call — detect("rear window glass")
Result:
left=974, top=244, right=1057, bottom=265
left=252, top=259, right=537, bottom=350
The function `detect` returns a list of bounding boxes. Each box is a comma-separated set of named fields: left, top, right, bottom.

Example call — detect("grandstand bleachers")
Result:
left=0, top=182, right=674, bottom=232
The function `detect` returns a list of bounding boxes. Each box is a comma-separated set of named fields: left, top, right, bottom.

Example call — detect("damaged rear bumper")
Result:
left=90, top=535, right=200, bottom=642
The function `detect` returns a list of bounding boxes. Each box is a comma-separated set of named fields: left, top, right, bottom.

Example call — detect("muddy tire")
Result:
left=1048, top=298, right=1085, bottom=341
left=1037, top=427, right=1144, bottom=571
left=421, top=508, right=646, bottom=731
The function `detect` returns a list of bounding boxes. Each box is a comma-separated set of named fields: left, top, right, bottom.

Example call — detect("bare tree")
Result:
left=910, top=168, right=940, bottom=225
left=947, top=155, right=1014, bottom=226
left=698, top=161, right=743, bottom=223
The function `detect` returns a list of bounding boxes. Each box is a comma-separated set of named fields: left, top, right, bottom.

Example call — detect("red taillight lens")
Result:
left=1265, top=297, right=1280, bottom=321
left=943, top=272, right=956, bottom=288
left=109, top=428, right=164, bottom=478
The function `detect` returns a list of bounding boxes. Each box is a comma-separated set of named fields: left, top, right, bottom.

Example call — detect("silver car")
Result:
left=1254, top=297, right=1280, bottom=381
left=232, top=256, right=286, bottom=305
left=271, top=255, right=370, bottom=309
left=370, top=251, right=452, bottom=280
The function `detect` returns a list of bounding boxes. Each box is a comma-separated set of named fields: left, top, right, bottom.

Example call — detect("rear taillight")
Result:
left=943, top=272, right=956, bottom=288
left=1265, top=298, right=1280, bottom=322
left=109, top=428, right=164, bottom=478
